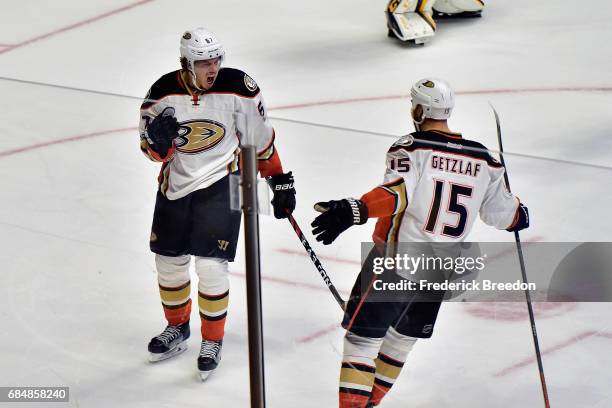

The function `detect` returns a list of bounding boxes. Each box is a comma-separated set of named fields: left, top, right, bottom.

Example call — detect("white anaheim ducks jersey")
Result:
left=372, top=130, right=520, bottom=244
left=139, top=68, right=275, bottom=200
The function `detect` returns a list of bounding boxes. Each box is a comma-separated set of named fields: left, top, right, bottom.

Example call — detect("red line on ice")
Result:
left=0, top=0, right=154, bottom=55
left=2, top=85, right=611, bottom=159
left=493, top=330, right=612, bottom=377
left=297, top=323, right=342, bottom=344
left=276, top=236, right=543, bottom=270
left=229, top=271, right=350, bottom=296
left=270, top=87, right=612, bottom=111
left=0, top=127, right=136, bottom=158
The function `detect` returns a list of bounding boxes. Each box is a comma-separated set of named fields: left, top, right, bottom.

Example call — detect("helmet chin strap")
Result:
left=187, top=63, right=203, bottom=91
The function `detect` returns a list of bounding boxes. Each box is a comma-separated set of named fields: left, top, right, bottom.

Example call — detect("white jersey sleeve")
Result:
left=479, top=166, right=520, bottom=229
left=233, top=77, right=276, bottom=160
left=371, top=135, right=420, bottom=216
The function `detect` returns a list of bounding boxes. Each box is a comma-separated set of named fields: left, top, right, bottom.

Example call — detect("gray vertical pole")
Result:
left=241, top=145, right=266, bottom=408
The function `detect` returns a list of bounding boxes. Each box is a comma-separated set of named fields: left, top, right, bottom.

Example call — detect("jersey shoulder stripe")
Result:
left=389, top=130, right=503, bottom=168
left=207, top=67, right=260, bottom=98
left=141, top=70, right=188, bottom=109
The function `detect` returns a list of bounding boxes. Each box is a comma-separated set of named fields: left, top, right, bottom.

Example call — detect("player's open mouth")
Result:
left=207, top=76, right=215, bottom=85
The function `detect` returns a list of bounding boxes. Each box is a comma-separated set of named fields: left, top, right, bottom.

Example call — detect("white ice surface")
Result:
left=1, top=1, right=611, bottom=407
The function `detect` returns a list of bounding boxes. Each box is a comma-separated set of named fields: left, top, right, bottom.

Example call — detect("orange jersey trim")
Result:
left=361, top=187, right=397, bottom=218
left=360, top=178, right=408, bottom=218
left=147, top=143, right=176, bottom=162
left=258, top=148, right=283, bottom=177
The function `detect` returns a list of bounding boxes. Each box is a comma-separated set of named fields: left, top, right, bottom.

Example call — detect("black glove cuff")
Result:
left=507, top=203, right=529, bottom=232
left=267, top=171, right=295, bottom=193
left=147, top=136, right=171, bottom=157
left=346, top=198, right=368, bottom=225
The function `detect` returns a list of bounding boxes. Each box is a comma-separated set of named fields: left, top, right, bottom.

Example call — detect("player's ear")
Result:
left=411, top=104, right=423, bottom=121
left=180, top=57, right=188, bottom=71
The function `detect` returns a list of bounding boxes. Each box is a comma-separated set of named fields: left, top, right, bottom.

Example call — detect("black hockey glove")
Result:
left=146, top=107, right=180, bottom=157
left=311, top=199, right=368, bottom=245
left=267, top=171, right=296, bottom=219
left=507, top=203, right=529, bottom=232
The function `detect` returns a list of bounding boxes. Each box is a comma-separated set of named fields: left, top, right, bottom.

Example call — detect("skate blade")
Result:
left=198, top=368, right=217, bottom=381
left=148, top=342, right=188, bottom=363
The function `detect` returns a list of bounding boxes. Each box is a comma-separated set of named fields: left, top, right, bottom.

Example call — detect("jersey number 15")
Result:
left=424, top=180, right=473, bottom=238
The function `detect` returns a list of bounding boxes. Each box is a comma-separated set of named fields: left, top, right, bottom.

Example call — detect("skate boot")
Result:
left=148, top=321, right=190, bottom=362
left=197, top=339, right=223, bottom=381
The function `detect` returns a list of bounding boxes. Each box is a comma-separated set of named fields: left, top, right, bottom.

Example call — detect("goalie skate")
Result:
left=148, top=322, right=190, bottom=362
left=433, top=0, right=484, bottom=18
left=432, top=9, right=482, bottom=18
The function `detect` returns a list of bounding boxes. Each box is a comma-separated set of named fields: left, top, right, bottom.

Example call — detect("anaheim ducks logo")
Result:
left=175, top=120, right=226, bottom=154
left=423, top=80, right=435, bottom=88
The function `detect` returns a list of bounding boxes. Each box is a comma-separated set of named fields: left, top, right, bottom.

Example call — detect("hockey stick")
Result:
left=286, top=212, right=347, bottom=311
left=491, top=105, right=551, bottom=408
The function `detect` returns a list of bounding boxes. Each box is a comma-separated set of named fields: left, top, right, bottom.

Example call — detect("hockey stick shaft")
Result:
left=286, top=213, right=346, bottom=311
left=491, top=106, right=551, bottom=408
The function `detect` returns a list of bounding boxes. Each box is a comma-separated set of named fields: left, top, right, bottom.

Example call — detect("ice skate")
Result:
left=148, top=322, right=190, bottom=362
left=432, top=0, right=484, bottom=19
left=197, top=339, right=223, bottom=381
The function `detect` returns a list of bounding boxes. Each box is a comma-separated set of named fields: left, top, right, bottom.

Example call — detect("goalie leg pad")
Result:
left=386, top=0, right=436, bottom=44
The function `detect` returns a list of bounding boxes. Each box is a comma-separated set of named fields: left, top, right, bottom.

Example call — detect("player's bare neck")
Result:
left=420, top=119, right=451, bottom=133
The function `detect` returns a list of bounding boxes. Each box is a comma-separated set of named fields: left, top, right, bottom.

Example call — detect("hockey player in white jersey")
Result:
left=386, top=0, right=485, bottom=44
left=312, top=78, right=528, bottom=407
left=140, top=28, right=296, bottom=380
